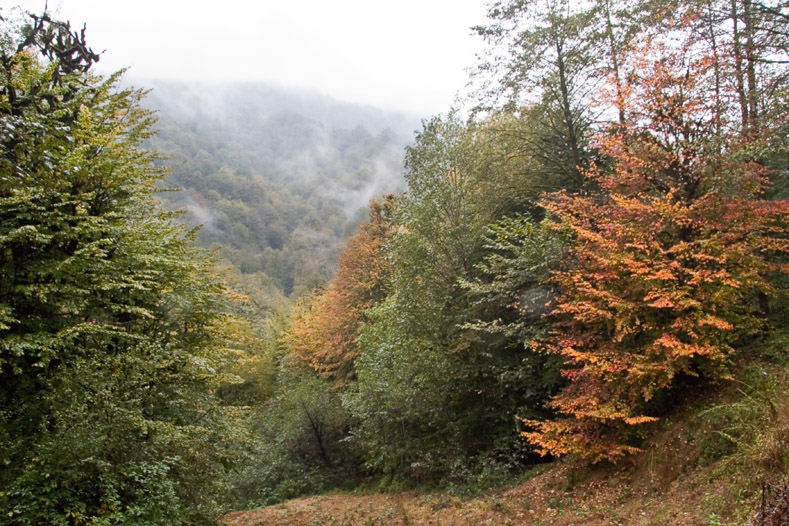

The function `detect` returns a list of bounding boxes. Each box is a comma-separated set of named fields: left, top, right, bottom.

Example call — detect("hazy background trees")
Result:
left=143, top=81, right=416, bottom=298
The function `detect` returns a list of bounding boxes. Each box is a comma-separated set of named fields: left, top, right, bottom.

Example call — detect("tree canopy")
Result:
left=0, top=11, right=241, bottom=524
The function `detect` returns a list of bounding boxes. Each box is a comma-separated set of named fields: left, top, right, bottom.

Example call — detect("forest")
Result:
left=143, top=80, right=414, bottom=297
left=1, top=0, right=788, bottom=525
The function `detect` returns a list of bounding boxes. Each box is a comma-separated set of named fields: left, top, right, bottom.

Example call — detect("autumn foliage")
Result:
left=523, top=42, right=789, bottom=462
left=286, top=196, right=397, bottom=387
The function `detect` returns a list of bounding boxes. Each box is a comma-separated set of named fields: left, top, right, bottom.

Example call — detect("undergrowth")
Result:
left=677, top=330, right=789, bottom=524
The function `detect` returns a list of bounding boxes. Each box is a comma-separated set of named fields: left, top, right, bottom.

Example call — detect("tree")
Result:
left=523, top=39, right=789, bottom=462
left=474, top=0, right=606, bottom=188
left=285, top=195, right=397, bottom=387
left=0, top=11, right=239, bottom=524
left=678, top=0, right=789, bottom=136
left=345, top=113, right=566, bottom=481
left=230, top=356, right=359, bottom=508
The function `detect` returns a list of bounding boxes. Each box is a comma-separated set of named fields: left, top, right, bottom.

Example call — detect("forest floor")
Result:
left=222, top=457, right=760, bottom=526
left=222, top=429, right=771, bottom=525
left=224, top=356, right=789, bottom=526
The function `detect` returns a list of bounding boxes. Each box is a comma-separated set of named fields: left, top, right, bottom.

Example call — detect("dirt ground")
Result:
left=222, top=458, right=756, bottom=526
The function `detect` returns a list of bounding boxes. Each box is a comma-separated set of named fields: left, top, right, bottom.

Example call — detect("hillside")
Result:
left=141, top=81, right=418, bottom=296
left=219, top=0, right=789, bottom=518
left=3, top=4, right=788, bottom=526
left=223, top=339, right=789, bottom=525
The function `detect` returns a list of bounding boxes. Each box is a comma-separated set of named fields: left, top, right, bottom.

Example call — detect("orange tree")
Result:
left=524, top=41, right=789, bottom=462
left=285, top=196, right=397, bottom=388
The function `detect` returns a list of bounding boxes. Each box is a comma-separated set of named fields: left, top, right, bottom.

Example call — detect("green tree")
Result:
left=231, top=357, right=358, bottom=508
left=345, top=113, right=564, bottom=482
left=475, top=0, right=599, bottom=188
left=0, top=12, right=238, bottom=524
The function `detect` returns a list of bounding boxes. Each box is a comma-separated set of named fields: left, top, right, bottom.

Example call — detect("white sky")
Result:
left=9, top=0, right=490, bottom=116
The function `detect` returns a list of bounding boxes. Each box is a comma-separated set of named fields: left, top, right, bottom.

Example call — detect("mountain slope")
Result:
left=140, top=80, right=418, bottom=296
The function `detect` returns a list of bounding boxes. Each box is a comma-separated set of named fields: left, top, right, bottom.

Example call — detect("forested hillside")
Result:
left=144, top=81, right=416, bottom=296
left=2, top=1, right=789, bottom=525
left=240, top=0, right=789, bottom=522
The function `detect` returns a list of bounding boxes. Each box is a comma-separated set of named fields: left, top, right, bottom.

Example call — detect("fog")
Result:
left=9, top=0, right=488, bottom=116
left=142, top=80, right=419, bottom=139
left=145, top=80, right=412, bottom=220
left=144, top=81, right=411, bottom=270
left=5, top=1, right=480, bottom=289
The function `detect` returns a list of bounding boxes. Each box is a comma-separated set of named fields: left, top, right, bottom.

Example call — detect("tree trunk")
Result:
left=555, top=39, right=584, bottom=187
left=603, top=0, right=626, bottom=127
left=732, top=0, right=751, bottom=130
left=742, top=0, right=760, bottom=131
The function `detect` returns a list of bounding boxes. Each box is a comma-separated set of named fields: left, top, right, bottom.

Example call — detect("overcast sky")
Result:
left=9, top=1, right=490, bottom=116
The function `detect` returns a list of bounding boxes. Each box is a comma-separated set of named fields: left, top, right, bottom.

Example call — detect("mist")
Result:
left=9, top=0, right=486, bottom=116
left=143, top=80, right=414, bottom=294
